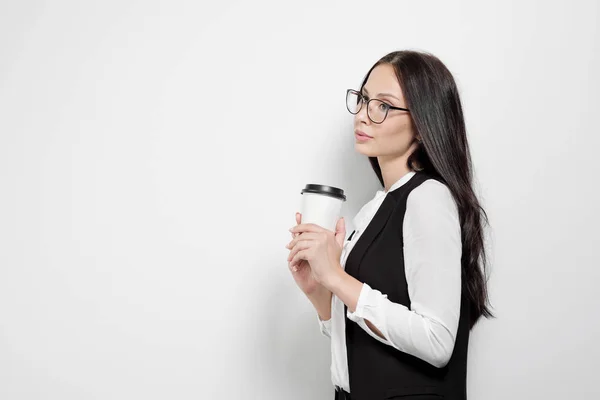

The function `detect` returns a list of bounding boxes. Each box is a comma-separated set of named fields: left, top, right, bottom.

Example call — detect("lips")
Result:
left=355, top=130, right=372, bottom=138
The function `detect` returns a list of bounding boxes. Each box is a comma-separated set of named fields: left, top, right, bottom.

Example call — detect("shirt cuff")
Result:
left=347, top=282, right=383, bottom=320
left=347, top=283, right=368, bottom=322
left=317, top=314, right=332, bottom=338
left=346, top=283, right=396, bottom=346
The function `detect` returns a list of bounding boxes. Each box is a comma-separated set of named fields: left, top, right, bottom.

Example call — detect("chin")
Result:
left=355, top=144, right=376, bottom=156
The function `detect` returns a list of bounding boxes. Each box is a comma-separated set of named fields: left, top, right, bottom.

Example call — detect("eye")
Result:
left=378, top=102, right=390, bottom=112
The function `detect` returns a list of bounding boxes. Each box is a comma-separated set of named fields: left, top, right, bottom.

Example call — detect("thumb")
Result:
left=334, top=217, right=346, bottom=248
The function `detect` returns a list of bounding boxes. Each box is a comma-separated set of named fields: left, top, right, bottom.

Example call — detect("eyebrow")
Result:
left=361, top=87, right=401, bottom=101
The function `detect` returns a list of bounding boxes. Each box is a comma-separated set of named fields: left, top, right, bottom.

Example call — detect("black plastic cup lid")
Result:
left=300, top=184, right=346, bottom=201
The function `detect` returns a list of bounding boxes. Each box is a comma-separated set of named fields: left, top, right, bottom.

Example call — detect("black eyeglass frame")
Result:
left=345, top=89, right=410, bottom=124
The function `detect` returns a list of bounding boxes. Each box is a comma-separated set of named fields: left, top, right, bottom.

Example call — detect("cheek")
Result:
left=382, top=120, right=413, bottom=142
left=397, top=118, right=414, bottom=135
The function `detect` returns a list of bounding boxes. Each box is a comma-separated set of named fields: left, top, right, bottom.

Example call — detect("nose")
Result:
left=355, top=100, right=370, bottom=125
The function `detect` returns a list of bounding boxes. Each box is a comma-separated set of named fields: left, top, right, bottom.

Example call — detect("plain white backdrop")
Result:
left=1, top=1, right=599, bottom=399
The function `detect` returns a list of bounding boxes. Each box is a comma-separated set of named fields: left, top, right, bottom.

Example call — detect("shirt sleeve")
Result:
left=317, top=314, right=332, bottom=338
left=346, top=179, right=462, bottom=368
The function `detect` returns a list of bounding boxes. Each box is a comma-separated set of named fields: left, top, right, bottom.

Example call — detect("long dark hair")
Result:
left=360, top=50, right=494, bottom=328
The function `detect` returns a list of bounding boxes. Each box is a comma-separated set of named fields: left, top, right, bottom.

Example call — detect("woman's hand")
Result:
left=286, top=216, right=346, bottom=288
left=286, top=212, right=322, bottom=296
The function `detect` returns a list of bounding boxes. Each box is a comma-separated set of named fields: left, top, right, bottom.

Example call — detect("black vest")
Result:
left=344, top=171, right=470, bottom=400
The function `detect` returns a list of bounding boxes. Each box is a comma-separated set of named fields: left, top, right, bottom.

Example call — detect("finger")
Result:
left=334, top=217, right=346, bottom=247
left=290, top=249, right=308, bottom=268
left=288, top=240, right=313, bottom=266
left=291, top=213, right=302, bottom=239
left=289, top=260, right=304, bottom=273
left=287, top=239, right=312, bottom=263
left=290, top=223, right=322, bottom=235
left=336, top=216, right=345, bottom=232
left=286, top=232, right=319, bottom=249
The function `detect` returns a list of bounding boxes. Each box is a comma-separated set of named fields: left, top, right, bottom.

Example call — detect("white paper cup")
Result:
left=300, top=184, right=346, bottom=232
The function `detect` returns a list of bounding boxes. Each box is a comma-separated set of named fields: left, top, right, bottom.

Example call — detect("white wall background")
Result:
left=1, top=1, right=598, bottom=399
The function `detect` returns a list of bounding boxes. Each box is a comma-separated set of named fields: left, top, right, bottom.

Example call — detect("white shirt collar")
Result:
left=377, top=170, right=417, bottom=197
left=351, top=171, right=417, bottom=232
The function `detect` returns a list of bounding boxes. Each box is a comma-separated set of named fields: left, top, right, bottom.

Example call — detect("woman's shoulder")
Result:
left=410, top=173, right=452, bottom=199
left=406, top=175, right=458, bottom=218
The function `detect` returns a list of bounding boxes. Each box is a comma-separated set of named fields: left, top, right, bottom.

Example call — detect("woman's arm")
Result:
left=308, top=285, right=333, bottom=337
left=327, top=179, right=462, bottom=368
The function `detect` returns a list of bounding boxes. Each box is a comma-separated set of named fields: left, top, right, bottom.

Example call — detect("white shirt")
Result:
left=317, top=171, right=462, bottom=392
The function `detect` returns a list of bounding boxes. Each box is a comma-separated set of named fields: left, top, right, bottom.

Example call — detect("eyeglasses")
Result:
left=346, top=89, right=410, bottom=124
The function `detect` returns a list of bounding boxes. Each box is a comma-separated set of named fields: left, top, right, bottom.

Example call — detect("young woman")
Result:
left=285, top=50, right=494, bottom=400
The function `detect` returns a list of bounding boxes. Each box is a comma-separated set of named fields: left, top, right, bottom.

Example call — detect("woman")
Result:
left=285, top=50, right=494, bottom=400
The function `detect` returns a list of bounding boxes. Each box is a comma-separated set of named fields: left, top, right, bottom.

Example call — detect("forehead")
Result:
left=363, top=63, right=403, bottom=98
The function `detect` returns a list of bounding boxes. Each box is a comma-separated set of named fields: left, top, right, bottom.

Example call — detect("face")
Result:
left=353, top=63, right=416, bottom=160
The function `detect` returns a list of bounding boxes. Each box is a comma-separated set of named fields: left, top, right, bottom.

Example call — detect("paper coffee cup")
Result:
left=300, top=184, right=346, bottom=232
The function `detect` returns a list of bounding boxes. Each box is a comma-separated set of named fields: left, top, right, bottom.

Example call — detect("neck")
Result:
left=378, top=143, right=420, bottom=191
left=378, top=156, right=412, bottom=192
